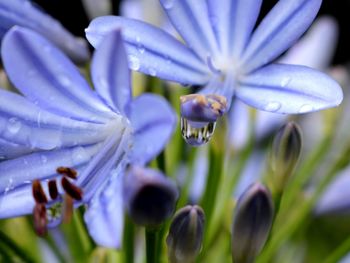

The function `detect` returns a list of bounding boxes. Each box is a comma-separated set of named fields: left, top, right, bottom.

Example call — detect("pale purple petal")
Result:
left=84, top=169, right=124, bottom=248
left=92, top=29, right=131, bottom=115
left=76, top=125, right=132, bottom=201
left=129, top=94, right=176, bottom=165
left=207, top=0, right=262, bottom=58
left=86, top=16, right=210, bottom=85
left=240, top=0, right=322, bottom=73
left=2, top=27, right=113, bottom=123
left=0, top=0, right=89, bottom=64
left=0, top=138, right=35, bottom=159
left=0, top=89, right=111, bottom=150
left=159, top=0, right=219, bottom=59
left=279, top=16, right=338, bottom=70
left=0, top=144, right=102, bottom=195
left=236, top=64, right=343, bottom=114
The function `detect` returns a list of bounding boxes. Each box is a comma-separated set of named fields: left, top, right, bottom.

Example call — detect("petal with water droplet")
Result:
left=236, top=63, right=343, bottom=114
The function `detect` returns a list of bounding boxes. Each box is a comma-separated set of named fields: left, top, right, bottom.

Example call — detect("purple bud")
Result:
left=166, top=205, right=205, bottom=263
left=123, top=166, right=179, bottom=227
left=232, top=183, right=274, bottom=263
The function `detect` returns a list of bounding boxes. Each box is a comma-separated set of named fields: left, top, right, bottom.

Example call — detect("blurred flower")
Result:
left=0, top=26, right=176, bottom=248
left=232, top=183, right=274, bottom=263
left=86, top=0, right=342, bottom=128
left=0, top=0, right=90, bottom=64
left=166, top=205, right=205, bottom=263
left=123, top=165, right=178, bottom=227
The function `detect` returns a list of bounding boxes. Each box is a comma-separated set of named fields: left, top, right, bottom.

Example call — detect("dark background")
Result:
left=32, top=0, right=350, bottom=65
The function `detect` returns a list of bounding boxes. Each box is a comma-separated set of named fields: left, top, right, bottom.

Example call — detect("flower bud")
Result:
left=166, top=205, right=205, bottom=263
left=123, top=166, right=179, bottom=227
left=231, top=183, right=274, bottom=263
left=269, top=122, right=302, bottom=190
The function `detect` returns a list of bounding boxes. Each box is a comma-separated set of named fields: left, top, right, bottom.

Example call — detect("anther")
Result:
left=57, top=166, right=77, bottom=179
left=48, top=180, right=59, bottom=200
left=32, top=180, right=48, bottom=204
left=61, top=177, right=83, bottom=201
left=33, top=203, right=47, bottom=236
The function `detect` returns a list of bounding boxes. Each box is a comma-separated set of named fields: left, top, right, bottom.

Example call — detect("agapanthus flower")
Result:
left=86, top=0, right=343, bottom=146
left=0, top=0, right=89, bottom=63
left=0, top=26, right=176, bottom=248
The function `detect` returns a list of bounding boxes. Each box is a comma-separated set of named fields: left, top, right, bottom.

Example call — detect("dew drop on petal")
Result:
left=163, top=0, right=174, bottom=9
left=7, top=117, right=22, bottom=134
left=72, top=146, right=89, bottom=165
left=263, top=101, right=281, bottom=112
left=58, top=75, right=71, bottom=87
left=280, top=77, right=291, bottom=87
left=299, top=104, right=314, bottom=113
left=40, top=155, right=48, bottom=164
left=180, top=117, right=216, bottom=146
left=128, top=55, right=140, bottom=70
left=148, top=68, right=157, bottom=77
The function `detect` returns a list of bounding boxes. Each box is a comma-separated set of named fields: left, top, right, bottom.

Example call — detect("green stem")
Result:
left=146, top=228, right=158, bottom=263
left=123, top=217, right=135, bottom=263
left=323, top=236, right=350, bottom=263
left=0, top=230, right=36, bottom=263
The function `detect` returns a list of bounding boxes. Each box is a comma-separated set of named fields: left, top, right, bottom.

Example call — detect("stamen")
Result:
left=61, top=177, right=83, bottom=201
left=32, top=180, right=48, bottom=204
left=48, top=180, right=59, bottom=200
left=33, top=203, right=47, bottom=236
left=63, top=195, right=74, bottom=223
left=57, top=166, right=77, bottom=179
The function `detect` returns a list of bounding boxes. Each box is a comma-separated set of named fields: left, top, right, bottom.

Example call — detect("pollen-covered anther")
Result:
left=61, top=177, right=83, bottom=201
left=48, top=180, right=59, bottom=200
left=33, top=203, right=47, bottom=236
left=56, top=166, right=78, bottom=179
left=32, top=180, right=48, bottom=204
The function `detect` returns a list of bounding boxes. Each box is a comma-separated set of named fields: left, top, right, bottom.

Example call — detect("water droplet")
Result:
left=264, top=101, right=281, bottom=112
left=280, top=77, right=291, bottom=87
left=72, top=146, right=89, bottom=165
left=299, top=104, right=314, bottom=113
left=7, top=118, right=21, bottom=134
left=4, top=178, right=14, bottom=193
left=98, top=76, right=108, bottom=88
left=148, top=68, right=157, bottom=77
left=46, top=202, right=63, bottom=228
left=58, top=75, right=71, bottom=87
left=163, top=0, right=174, bottom=9
left=180, top=117, right=216, bottom=146
left=40, top=155, right=48, bottom=164
left=136, top=37, right=145, bottom=54
left=128, top=55, right=140, bottom=70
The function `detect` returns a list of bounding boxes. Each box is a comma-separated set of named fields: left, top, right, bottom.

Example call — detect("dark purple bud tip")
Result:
left=180, top=94, right=227, bottom=122
left=166, top=205, right=205, bottom=263
left=232, top=183, right=274, bottom=263
left=124, top=166, right=179, bottom=227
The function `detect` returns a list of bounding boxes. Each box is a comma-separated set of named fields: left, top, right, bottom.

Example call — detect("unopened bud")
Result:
left=232, top=183, right=274, bottom=263
left=166, top=205, right=205, bottom=263
left=123, top=166, right=179, bottom=227
left=269, top=122, right=302, bottom=189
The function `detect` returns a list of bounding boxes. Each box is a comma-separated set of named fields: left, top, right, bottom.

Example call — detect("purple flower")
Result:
left=0, top=0, right=89, bottom=63
left=86, top=0, right=342, bottom=123
left=0, top=26, right=176, bottom=248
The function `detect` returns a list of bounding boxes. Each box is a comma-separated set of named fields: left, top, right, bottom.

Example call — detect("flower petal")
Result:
left=0, top=138, right=35, bottom=160
left=236, top=64, right=343, bottom=114
left=91, top=29, right=131, bottom=115
left=207, top=0, right=262, bottom=58
left=129, top=94, right=176, bottom=165
left=159, top=0, right=218, bottom=59
left=0, top=0, right=89, bottom=64
left=0, top=144, right=102, bottom=195
left=84, top=169, right=124, bottom=248
left=0, top=89, right=111, bottom=150
left=86, top=16, right=210, bottom=85
left=279, top=16, right=338, bottom=70
left=76, top=125, right=132, bottom=202
left=240, top=0, right=322, bottom=73
left=1, top=27, right=113, bottom=123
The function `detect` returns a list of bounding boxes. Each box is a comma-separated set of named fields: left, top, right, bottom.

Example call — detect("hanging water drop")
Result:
left=7, top=117, right=21, bottom=134
left=299, top=104, right=314, bottom=113
left=264, top=101, right=281, bottom=112
left=128, top=55, right=140, bottom=70
left=181, top=117, right=216, bottom=146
